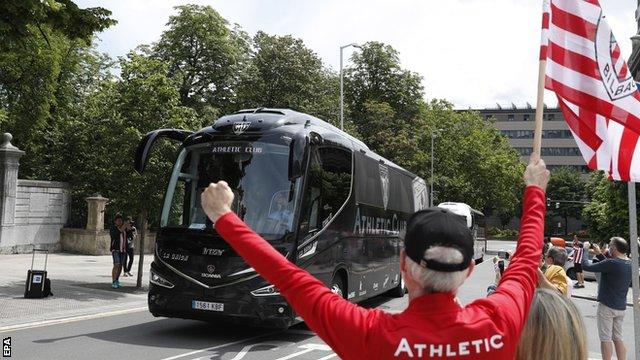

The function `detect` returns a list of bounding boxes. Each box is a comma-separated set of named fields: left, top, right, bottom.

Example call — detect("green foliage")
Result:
left=1, top=3, right=528, bottom=229
left=420, top=102, right=525, bottom=217
left=345, top=41, right=424, bottom=123
left=582, top=171, right=636, bottom=241
left=545, top=167, right=586, bottom=234
left=487, top=227, right=519, bottom=239
left=0, top=0, right=115, bottom=178
left=237, top=31, right=340, bottom=124
left=154, top=5, right=250, bottom=117
left=0, top=0, right=115, bottom=45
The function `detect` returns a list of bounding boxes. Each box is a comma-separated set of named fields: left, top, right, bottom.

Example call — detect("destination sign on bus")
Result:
left=211, top=145, right=263, bottom=154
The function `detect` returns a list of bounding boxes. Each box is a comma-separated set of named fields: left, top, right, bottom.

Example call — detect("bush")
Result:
left=487, top=227, right=519, bottom=239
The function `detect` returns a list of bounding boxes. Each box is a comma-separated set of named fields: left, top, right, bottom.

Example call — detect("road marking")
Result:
left=228, top=341, right=295, bottom=360
left=0, top=306, right=147, bottom=333
left=161, top=331, right=282, bottom=360
left=316, top=354, right=337, bottom=360
left=273, top=344, right=332, bottom=360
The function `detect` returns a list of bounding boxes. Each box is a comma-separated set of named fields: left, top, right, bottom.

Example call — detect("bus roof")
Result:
left=188, top=108, right=418, bottom=178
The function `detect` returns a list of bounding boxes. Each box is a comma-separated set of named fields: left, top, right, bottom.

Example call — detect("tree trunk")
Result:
left=136, top=208, right=148, bottom=288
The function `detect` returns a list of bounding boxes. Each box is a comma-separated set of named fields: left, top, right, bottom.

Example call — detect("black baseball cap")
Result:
left=404, top=207, right=474, bottom=272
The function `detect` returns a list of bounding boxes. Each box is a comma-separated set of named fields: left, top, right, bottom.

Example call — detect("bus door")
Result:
left=296, top=146, right=352, bottom=274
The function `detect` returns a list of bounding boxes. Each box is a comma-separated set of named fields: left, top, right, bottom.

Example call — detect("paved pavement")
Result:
left=0, top=253, right=152, bottom=329
left=0, top=244, right=637, bottom=359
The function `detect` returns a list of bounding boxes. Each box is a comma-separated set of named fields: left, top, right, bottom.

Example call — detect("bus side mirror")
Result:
left=134, top=129, right=193, bottom=174
left=288, top=133, right=309, bottom=180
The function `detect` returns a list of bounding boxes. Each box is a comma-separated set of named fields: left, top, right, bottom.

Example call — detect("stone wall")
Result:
left=60, top=228, right=155, bottom=255
left=4, top=180, right=71, bottom=253
left=0, top=134, right=71, bottom=254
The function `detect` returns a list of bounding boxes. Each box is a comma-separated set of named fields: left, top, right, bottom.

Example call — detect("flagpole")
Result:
left=627, top=182, right=640, bottom=360
left=533, top=59, right=546, bottom=160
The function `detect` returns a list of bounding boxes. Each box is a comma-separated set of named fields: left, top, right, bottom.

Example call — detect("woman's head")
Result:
left=516, top=289, right=587, bottom=360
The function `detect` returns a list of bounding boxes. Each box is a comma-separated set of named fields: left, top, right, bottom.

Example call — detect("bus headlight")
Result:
left=251, top=285, right=281, bottom=297
left=150, top=269, right=175, bottom=289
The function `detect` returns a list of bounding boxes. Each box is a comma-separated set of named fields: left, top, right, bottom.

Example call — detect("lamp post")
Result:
left=430, top=129, right=442, bottom=207
left=340, top=43, right=361, bottom=131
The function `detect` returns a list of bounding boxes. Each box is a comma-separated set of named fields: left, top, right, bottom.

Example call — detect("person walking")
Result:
left=581, top=238, right=632, bottom=360
left=200, top=156, right=549, bottom=359
left=109, top=214, right=127, bottom=289
left=122, top=216, right=136, bottom=277
left=572, top=235, right=585, bottom=288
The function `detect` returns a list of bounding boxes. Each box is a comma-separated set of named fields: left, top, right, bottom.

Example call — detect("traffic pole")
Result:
left=626, top=182, right=640, bottom=359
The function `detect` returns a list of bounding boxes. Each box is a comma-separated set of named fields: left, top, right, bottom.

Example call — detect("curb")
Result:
left=571, top=294, right=634, bottom=308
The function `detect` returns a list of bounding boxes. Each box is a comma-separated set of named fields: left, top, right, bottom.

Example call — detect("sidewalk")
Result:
left=0, top=253, right=153, bottom=330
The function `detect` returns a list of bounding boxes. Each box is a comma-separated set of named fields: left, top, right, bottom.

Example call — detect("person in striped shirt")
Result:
left=572, top=235, right=585, bottom=289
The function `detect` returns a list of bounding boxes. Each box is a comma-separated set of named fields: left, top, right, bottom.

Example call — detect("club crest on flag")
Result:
left=595, top=16, right=636, bottom=101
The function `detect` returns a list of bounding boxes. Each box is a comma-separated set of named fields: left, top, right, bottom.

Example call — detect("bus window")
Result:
left=298, top=147, right=352, bottom=239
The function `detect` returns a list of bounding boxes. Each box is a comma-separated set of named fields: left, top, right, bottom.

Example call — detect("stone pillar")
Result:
left=0, top=133, right=25, bottom=248
left=85, top=195, right=109, bottom=230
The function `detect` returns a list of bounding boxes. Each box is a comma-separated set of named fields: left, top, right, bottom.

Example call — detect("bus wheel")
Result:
left=330, top=276, right=346, bottom=299
left=389, top=276, right=406, bottom=298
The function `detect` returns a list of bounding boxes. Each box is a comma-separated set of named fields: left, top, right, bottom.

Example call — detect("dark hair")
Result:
left=547, top=247, right=567, bottom=266
left=610, top=237, right=629, bottom=255
left=114, top=213, right=123, bottom=221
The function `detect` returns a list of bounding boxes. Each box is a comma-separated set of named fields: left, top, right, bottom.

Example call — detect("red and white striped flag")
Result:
left=541, top=0, right=640, bottom=181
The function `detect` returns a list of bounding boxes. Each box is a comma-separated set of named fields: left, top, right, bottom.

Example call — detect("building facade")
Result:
left=476, top=105, right=587, bottom=172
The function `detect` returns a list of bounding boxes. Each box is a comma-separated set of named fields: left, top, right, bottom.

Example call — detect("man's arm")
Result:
left=469, top=156, right=549, bottom=340
left=209, top=183, right=380, bottom=360
left=581, top=252, right=613, bottom=273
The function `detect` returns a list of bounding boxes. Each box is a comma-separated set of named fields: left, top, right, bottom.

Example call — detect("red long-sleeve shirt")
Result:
left=215, top=186, right=545, bottom=359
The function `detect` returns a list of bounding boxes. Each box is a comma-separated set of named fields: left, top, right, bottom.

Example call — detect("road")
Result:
left=0, top=248, right=635, bottom=359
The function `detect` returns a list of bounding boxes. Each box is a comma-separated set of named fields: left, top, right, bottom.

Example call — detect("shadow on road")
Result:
left=0, top=279, right=147, bottom=302
left=32, top=317, right=318, bottom=353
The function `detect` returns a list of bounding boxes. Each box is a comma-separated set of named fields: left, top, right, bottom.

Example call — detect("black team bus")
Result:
left=134, top=108, right=429, bottom=328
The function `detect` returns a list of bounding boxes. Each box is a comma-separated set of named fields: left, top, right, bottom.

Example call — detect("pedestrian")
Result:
left=122, top=216, right=136, bottom=277
left=109, top=214, right=127, bottom=289
left=515, top=288, right=587, bottom=360
left=538, top=246, right=569, bottom=296
left=200, top=156, right=550, bottom=359
left=572, top=235, right=585, bottom=288
left=581, top=238, right=632, bottom=360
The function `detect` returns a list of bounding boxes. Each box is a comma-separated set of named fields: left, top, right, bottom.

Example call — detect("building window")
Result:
left=523, top=114, right=530, bottom=121
left=546, top=114, right=556, bottom=121
left=547, top=165, right=588, bottom=173
left=515, top=147, right=533, bottom=156
left=500, top=130, right=573, bottom=139
left=540, top=147, right=582, bottom=156
left=507, top=114, right=515, bottom=121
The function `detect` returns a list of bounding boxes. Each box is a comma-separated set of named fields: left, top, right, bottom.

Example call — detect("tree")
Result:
left=419, top=101, right=525, bottom=218
left=582, top=171, right=636, bottom=241
left=545, top=167, right=586, bottom=235
left=0, top=0, right=115, bottom=178
left=0, top=0, right=115, bottom=45
left=154, top=5, right=251, bottom=117
left=344, top=41, right=424, bottom=124
left=237, top=31, right=340, bottom=123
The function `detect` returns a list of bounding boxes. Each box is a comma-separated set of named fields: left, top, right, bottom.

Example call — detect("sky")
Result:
left=76, top=0, right=639, bottom=109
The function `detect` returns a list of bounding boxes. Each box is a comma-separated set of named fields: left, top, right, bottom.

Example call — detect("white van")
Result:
left=437, top=202, right=486, bottom=264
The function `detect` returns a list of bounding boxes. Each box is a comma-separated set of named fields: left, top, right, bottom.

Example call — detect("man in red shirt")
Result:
left=201, top=156, right=549, bottom=359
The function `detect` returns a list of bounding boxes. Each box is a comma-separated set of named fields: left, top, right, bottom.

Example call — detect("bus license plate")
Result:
left=192, top=300, right=224, bottom=312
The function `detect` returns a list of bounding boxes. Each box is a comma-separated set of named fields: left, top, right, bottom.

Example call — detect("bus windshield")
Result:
left=161, top=136, right=301, bottom=241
